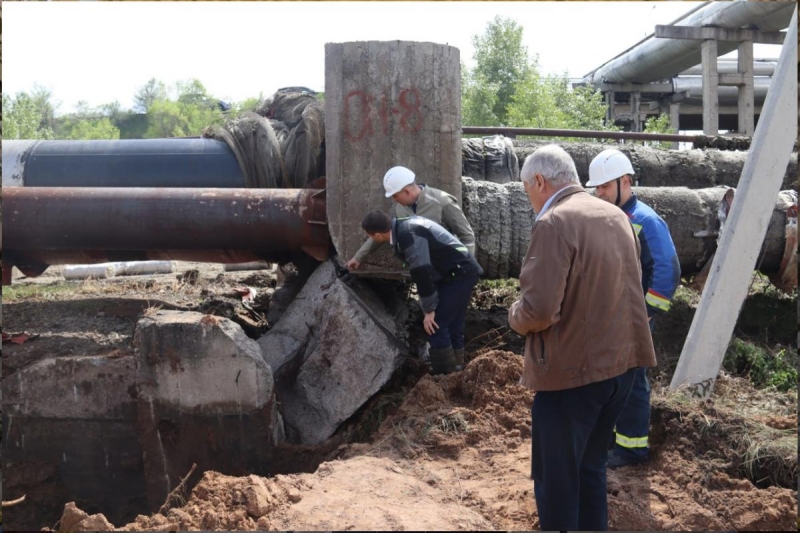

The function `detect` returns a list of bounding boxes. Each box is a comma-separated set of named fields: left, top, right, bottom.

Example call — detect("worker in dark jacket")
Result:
left=588, top=148, right=681, bottom=468
left=360, top=211, right=482, bottom=374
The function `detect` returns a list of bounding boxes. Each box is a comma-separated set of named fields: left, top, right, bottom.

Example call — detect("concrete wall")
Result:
left=326, top=41, right=461, bottom=271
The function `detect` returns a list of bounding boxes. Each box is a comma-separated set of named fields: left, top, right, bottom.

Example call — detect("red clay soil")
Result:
left=55, top=349, right=795, bottom=531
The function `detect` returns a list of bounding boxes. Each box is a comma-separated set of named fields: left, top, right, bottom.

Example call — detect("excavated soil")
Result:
left=4, top=263, right=798, bottom=531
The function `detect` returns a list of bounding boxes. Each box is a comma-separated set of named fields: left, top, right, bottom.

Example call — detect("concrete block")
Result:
left=3, top=355, right=137, bottom=419
left=134, top=310, right=273, bottom=413
left=258, top=261, right=407, bottom=444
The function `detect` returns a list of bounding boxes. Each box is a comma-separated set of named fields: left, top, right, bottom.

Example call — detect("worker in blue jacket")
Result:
left=588, top=148, right=681, bottom=468
left=359, top=210, right=482, bottom=375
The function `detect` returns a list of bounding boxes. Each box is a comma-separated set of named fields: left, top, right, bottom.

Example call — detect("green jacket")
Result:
left=354, top=184, right=476, bottom=262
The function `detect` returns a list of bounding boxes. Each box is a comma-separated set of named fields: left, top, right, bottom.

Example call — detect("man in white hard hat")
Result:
left=508, top=144, right=656, bottom=531
left=587, top=148, right=681, bottom=469
left=345, top=166, right=477, bottom=370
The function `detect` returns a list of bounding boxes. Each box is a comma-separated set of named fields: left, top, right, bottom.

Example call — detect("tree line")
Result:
left=3, top=17, right=672, bottom=142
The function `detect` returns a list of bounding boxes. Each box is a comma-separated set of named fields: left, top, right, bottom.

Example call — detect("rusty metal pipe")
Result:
left=3, top=188, right=331, bottom=278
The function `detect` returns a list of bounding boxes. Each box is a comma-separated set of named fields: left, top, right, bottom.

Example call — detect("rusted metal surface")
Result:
left=3, top=187, right=330, bottom=282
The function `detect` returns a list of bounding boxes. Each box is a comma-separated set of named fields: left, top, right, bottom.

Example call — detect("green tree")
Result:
left=470, top=16, right=532, bottom=125
left=63, top=117, right=120, bottom=140
left=2, top=90, right=55, bottom=140
left=134, top=78, right=167, bottom=113
left=462, top=63, right=501, bottom=127
left=463, top=17, right=617, bottom=136
left=643, top=114, right=675, bottom=149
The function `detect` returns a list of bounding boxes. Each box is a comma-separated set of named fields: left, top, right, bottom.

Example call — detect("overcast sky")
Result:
left=3, top=1, right=780, bottom=115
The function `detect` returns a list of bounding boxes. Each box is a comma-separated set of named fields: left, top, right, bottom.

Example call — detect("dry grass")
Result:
left=652, top=375, right=797, bottom=488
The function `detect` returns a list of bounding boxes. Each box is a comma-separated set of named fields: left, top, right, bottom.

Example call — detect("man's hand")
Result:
left=345, top=258, right=361, bottom=270
left=423, top=311, right=439, bottom=336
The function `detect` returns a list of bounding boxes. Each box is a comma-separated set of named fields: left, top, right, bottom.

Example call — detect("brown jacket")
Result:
left=353, top=185, right=476, bottom=261
left=509, top=185, right=656, bottom=392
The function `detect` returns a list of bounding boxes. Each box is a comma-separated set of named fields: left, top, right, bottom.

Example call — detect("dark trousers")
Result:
left=613, top=319, right=655, bottom=461
left=531, top=368, right=636, bottom=531
left=428, top=273, right=479, bottom=350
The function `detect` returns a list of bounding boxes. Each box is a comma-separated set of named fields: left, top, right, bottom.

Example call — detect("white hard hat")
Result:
left=383, top=166, right=416, bottom=197
left=586, top=149, right=635, bottom=187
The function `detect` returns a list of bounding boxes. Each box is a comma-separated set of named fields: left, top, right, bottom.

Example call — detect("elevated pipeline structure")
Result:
left=584, top=1, right=795, bottom=85
left=2, top=138, right=796, bottom=287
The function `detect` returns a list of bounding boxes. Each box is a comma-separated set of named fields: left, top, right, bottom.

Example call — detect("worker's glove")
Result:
left=336, top=265, right=356, bottom=285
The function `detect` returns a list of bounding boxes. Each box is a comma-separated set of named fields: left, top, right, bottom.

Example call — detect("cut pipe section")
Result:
left=3, top=187, right=330, bottom=280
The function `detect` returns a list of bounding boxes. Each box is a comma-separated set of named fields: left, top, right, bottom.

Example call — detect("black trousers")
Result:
left=427, top=272, right=479, bottom=350
left=530, top=368, right=636, bottom=531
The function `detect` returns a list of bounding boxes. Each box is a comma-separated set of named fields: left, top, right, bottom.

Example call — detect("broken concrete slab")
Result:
left=258, top=261, right=408, bottom=445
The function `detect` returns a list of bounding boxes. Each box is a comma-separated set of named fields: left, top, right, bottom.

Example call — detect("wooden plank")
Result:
left=669, top=9, right=798, bottom=398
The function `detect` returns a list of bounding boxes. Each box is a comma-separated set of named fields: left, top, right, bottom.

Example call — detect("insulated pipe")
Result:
left=461, top=180, right=793, bottom=280
left=1, top=139, right=245, bottom=188
left=671, top=76, right=773, bottom=104
left=586, top=1, right=795, bottom=84
left=679, top=59, right=777, bottom=77
left=3, top=187, right=330, bottom=282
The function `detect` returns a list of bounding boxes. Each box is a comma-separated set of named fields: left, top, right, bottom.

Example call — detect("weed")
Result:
left=723, top=338, right=798, bottom=392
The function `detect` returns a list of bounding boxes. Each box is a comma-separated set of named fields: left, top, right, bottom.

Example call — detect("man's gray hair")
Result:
left=521, top=144, right=580, bottom=187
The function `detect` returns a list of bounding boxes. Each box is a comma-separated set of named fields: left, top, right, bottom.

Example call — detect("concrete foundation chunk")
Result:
left=258, top=261, right=407, bottom=444
left=134, top=310, right=274, bottom=413
left=3, top=355, right=137, bottom=419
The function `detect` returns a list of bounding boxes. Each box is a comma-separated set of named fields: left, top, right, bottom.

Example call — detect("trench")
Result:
left=2, top=272, right=796, bottom=531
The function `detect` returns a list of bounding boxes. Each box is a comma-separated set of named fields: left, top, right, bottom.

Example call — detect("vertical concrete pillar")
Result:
left=631, top=91, right=642, bottom=132
left=325, top=41, right=462, bottom=272
left=738, top=40, right=755, bottom=135
left=701, top=39, right=719, bottom=135
left=669, top=102, right=681, bottom=150
left=605, top=90, right=616, bottom=125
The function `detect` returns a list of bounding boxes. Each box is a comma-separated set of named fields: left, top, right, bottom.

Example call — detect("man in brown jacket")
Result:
left=508, top=144, right=656, bottom=531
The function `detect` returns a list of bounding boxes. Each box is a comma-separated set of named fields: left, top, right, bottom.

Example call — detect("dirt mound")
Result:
left=361, top=350, right=533, bottom=458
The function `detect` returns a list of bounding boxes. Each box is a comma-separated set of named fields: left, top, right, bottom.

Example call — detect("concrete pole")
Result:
left=605, top=90, right=616, bottom=125
left=631, top=91, right=642, bottom=132
left=325, top=41, right=461, bottom=273
left=737, top=40, right=755, bottom=135
left=669, top=103, right=681, bottom=150
left=701, top=39, right=720, bottom=135
left=670, top=8, right=797, bottom=398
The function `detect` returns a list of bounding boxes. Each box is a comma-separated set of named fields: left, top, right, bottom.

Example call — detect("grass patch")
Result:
left=723, top=338, right=797, bottom=392
left=653, top=379, right=797, bottom=488
left=3, top=282, right=79, bottom=302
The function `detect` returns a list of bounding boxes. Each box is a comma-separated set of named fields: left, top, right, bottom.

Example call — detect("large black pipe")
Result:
left=2, top=139, right=245, bottom=188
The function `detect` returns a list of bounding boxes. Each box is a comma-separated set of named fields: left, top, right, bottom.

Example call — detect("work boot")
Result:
left=429, top=346, right=456, bottom=375
left=453, top=349, right=465, bottom=371
left=607, top=449, right=647, bottom=469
